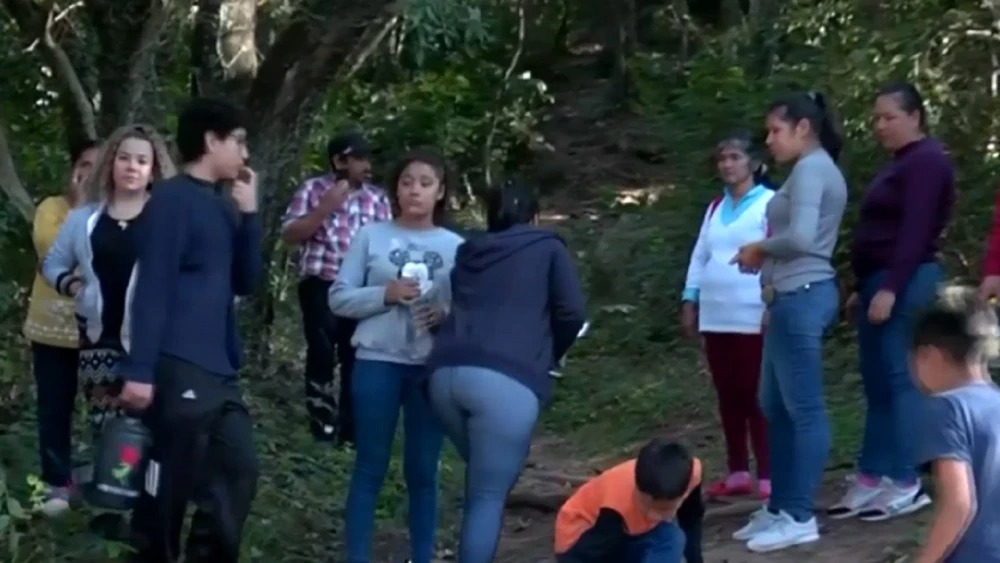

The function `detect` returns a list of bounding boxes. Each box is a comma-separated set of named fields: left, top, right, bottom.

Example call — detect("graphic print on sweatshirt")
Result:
left=388, top=237, right=444, bottom=295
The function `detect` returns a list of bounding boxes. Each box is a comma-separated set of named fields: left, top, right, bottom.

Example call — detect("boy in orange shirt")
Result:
left=554, top=438, right=704, bottom=562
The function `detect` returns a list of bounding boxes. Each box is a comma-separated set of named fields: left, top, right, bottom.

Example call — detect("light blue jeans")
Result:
left=857, top=263, right=941, bottom=483
left=344, top=359, right=444, bottom=563
left=760, top=279, right=839, bottom=522
left=427, top=366, right=539, bottom=563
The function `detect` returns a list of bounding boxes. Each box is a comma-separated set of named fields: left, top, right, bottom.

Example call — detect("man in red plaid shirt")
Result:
left=281, top=132, right=392, bottom=444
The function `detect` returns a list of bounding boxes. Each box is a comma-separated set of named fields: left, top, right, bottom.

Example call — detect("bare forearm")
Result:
left=917, top=503, right=972, bottom=563
left=281, top=211, right=326, bottom=244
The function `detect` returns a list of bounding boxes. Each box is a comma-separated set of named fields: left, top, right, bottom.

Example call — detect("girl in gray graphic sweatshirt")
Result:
left=327, top=149, right=463, bottom=563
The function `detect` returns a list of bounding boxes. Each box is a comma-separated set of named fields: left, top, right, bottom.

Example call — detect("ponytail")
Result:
left=768, top=91, right=845, bottom=162
left=752, top=162, right=777, bottom=190
left=811, top=92, right=844, bottom=161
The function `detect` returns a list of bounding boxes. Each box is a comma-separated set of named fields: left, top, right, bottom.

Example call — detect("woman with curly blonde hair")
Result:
left=41, top=124, right=175, bottom=535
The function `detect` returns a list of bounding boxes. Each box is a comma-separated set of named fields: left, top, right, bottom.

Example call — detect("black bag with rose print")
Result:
left=82, top=416, right=153, bottom=511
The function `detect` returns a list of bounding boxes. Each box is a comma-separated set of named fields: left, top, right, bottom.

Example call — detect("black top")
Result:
left=90, top=211, right=140, bottom=348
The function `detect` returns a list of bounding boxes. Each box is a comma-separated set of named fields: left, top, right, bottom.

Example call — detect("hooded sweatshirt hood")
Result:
left=454, top=224, right=564, bottom=273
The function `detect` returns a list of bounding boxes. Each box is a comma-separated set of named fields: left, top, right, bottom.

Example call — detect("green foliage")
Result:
left=301, top=0, right=553, bottom=196
left=5, top=0, right=999, bottom=559
left=590, top=0, right=1000, bottom=342
left=0, top=0, right=553, bottom=559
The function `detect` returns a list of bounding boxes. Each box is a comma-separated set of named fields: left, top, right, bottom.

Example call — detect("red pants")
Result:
left=703, top=332, right=769, bottom=478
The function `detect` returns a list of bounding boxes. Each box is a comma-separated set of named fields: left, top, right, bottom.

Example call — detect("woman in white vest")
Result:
left=681, top=131, right=774, bottom=500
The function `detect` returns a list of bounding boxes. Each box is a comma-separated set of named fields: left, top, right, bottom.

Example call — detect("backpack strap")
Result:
left=707, top=196, right=724, bottom=219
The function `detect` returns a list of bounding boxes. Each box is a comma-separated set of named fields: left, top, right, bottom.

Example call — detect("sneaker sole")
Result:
left=827, top=506, right=865, bottom=520
left=858, top=494, right=932, bottom=522
left=747, top=531, right=820, bottom=553
left=733, top=521, right=777, bottom=541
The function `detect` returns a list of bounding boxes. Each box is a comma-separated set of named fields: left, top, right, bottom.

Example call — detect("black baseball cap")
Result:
left=326, top=132, right=372, bottom=162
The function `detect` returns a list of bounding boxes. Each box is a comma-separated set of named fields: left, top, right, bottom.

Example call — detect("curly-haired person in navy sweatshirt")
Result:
left=116, top=98, right=263, bottom=563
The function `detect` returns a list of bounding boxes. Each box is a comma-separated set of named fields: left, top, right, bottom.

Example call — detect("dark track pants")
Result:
left=129, top=356, right=259, bottom=563
left=298, top=276, right=357, bottom=442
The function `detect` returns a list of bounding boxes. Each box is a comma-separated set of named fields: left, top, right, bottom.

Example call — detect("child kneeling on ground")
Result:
left=912, top=287, right=1000, bottom=562
left=554, top=438, right=704, bottom=563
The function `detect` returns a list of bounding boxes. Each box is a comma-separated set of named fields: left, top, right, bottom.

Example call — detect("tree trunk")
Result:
left=747, top=0, right=779, bottom=78
left=1, top=0, right=406, bottom=374
left=607, top=0, right=638, bottom=105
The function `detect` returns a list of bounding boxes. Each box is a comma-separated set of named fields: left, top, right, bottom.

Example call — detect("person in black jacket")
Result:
left=426, top=179, right=587, bottom=563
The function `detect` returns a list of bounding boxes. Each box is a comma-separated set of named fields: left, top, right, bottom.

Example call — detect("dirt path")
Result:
left=491, top=437, right=927, bottom=563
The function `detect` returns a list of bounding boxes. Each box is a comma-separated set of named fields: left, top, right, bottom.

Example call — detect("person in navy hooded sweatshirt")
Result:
left=426, top=179, right=587, bottom=563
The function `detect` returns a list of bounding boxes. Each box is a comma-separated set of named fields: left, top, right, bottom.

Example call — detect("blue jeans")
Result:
left=556, top=522, right=686, bottom=563
left=857, top=263, right=941, bottom=483
left=427, top=366, right=539, bottom=563
left=623, top=522, right=686, bottom=563
left=760, top=279, right=839, bottom=522
left=344, top=359, right=444, bottom=563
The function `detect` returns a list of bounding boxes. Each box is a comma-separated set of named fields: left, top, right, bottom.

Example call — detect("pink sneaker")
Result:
left=706, top=472, right=753, bottom=498
left=757, top=478, right=772, bottom=500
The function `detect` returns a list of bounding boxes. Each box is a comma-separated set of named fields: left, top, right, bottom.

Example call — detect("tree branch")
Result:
left=84, top=0, right=175, bottom=131
left=121, top=0, right=175, bottom=124
left=482, top=0, right=527, bottom=187
left=191, top=0, right=223, bottom=96
left=218, top=0, right=258, bottom=96
left=2, top=0, right=98, bottom=141
left=0, top=119, right=36, bottom=222
left=245, top=0, right=404, bottom=126
left=335, top=10, right=402, bottom=82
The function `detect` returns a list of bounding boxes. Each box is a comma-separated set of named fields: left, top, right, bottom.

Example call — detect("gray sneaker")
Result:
left=858, top=482, right=932, bottom=522
left=827, top=475, right=884, bottom=519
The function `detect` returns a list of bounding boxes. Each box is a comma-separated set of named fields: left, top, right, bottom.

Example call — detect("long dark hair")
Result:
left=69, top=138, right=101, bottom=166
left=387, top=148, right=452, bottom=226
left=716, top=129, right=776, bottom=190
left=768, top=91, right=844, bottom=161
left=485, top=178, right=539, bottom=232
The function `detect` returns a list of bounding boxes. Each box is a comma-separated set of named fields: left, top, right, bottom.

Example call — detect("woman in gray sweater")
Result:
left=329, top=149, right=464, bottom=563
left=730, top=92, right=848, bottom=553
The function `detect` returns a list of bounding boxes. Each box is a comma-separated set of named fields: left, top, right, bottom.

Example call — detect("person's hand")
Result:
left=69, top=171, right=87, bottom=205
left=844, top=292, right=860, bottom=324
left=67, top=278, right=84, bottom=298
left=867, top=289, right=896, bottom=324
left=231, top=167, right=258, bottom=213
left=384, top=278, right=421, bottom=305
left=318, top=179, right=350, bottom=214
left=413, top=304, right=445, bottom=330
left=980, top=275, right=1000, bottom=302
left=730, top=242, right=766, bottom=273
left=120, top=381, right=154, bottom=410
left=681, top=302, right=698, bottom=339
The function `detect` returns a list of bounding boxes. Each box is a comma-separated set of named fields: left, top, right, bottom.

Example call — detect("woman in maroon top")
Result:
left=980, top=190, right=1000, bottom=299
left=830, top=82, right=954, bottom=522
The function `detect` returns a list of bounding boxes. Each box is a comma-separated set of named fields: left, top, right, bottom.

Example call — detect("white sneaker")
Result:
left=858, top=482, right=932, bottom=522
left=732, top=506, right=780, bottom=541
left=746, top=510, right=820, bottom=553
left=827, top=475, right=884, bottom=519
left=38, top=487, right=71, bottom=517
